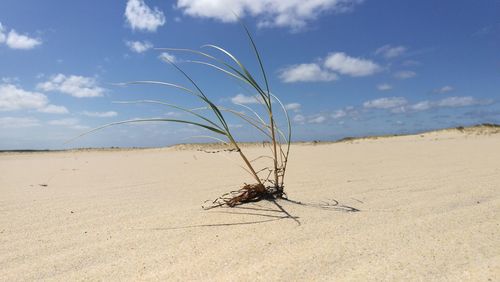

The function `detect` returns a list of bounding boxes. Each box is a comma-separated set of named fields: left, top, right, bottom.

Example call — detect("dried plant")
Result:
left=71, top=26, right=291, bottom=209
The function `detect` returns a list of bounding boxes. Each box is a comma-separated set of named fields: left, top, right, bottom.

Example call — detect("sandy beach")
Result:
left=1, top=126, right=499, bottom=281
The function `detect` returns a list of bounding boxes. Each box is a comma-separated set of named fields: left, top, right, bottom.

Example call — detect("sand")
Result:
left=1, top=127, right=499, bottom=281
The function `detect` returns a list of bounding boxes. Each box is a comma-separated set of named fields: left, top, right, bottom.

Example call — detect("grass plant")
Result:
left=72, top=26, right=291, bottom=208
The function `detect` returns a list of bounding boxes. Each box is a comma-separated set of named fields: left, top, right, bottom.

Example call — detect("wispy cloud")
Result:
left=363, top=96, right=494, bottom=114
left=48, top=118, right=89, bottom=130
left=0, top=117, right=40, bottom=128
left=285, top=102, right=301, bottom=112
left=125, top=0, right=166, bottom=32
left=0, top=23, right=6, bottom=44
left=433, top=85, right=454, bottom=94
left=308, top=115, right=327, bottom=124
left=176, top=0, right=364, bottom=31
left=37, top=74, right=105, bottom=98
left=293, top=114, right=305, bottom=124
left=38, top=104, right=69, bottom=114
left=230, top=94, right=262, bottom=104
left=377, top=83, right=392, bottom=91
left=363, top=97, right=408, bottom=109
left=158, top=52, right=177, bottom=63
left=393, top=70, right=416, bottom=79
left=83, top=111, right=118, bottom=118
left=375, top=45, right=406, bottom=59
left=126, top=40, right=153, bottom=53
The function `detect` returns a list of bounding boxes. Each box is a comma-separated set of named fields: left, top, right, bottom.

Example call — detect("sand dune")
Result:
left=1, top=126, right=499, bottom=281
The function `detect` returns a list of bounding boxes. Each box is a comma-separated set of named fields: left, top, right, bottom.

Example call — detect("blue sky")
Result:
left=0, top=0, right=499, bottom=149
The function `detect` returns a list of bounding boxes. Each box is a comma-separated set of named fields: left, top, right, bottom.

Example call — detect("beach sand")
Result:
left=1, top=127, right=499, bottom=281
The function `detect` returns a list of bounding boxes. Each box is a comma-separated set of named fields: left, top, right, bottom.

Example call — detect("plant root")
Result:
left=203, top=183, right=285, bottom=210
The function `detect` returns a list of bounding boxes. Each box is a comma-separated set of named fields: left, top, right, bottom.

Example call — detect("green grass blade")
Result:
left=66, top=118, right=227, bottom=145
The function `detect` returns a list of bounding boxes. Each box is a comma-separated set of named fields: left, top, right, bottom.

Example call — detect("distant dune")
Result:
left=0, top=123, right=499, bottom=280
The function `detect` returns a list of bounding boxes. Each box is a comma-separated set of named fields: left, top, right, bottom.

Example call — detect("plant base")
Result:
left=203, top=183, right=285, bottom=209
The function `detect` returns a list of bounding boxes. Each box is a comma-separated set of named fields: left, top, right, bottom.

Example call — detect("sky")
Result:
left=0, top=0, right=499, bottom=150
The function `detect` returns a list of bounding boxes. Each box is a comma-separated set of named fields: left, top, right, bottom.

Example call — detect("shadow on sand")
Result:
left=146, top=197, right=360, bottom=230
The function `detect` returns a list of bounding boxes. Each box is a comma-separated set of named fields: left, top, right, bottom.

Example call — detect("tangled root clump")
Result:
left=203, top=183, right=285, bottom=209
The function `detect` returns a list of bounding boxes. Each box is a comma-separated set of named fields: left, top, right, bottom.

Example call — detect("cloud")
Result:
left=331, top=106, right=358, bottom=120
left=0, top=22, right=5, bottom=44
left=158, top=52, right=177, bottom=63
left=279, top=63, right=337, bottom=83
left=176, top=0, right=363, bottom=30
left=126, top=40, right=153, bottom=53
left=388, top=96, right=493, bottom=114
left=37, top=74, right=105, bottom=98
left=83, top=111, right=118, bottom=118
left=308, top=115, right=326, bottom=124
left=38, top=105, right=69, bottom=114
left=436, top=96, right=492, bottom=108
left=0, top=117, right=40, bottom=128
left=393, top=70, right=416, bottom=79
left=433, top=85, right=454, bottom=94
left=0, top=84, right=48, bottom=111
left=375, top=45, right=406, bottom=59
left=285, top=103, right=301, bottom=112
left=0, top=83, right=69, bottom=114
left=324, top=52, right=381, bottom=77
left=125, top=0, right=166, bottom=32
left=293, top=114, right=305, bottom=124
left=230, top=93, right=262, bottom=104
left=377, top=83, right=392, bottom=91
left=6, top=30, right=42, bottom=50
left=48, top=118, right=89, bottom=130
left=363, top=97, right=408, bottom=109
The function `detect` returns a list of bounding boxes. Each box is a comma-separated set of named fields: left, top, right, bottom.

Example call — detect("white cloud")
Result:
left=83, top=111, right=118, bottom=118
left=0, top=83, right=68, bottom=114
left=126, top=40, right=153, bottom=53
left=0, top=22, right=5, bottom=44
left=293, top=114, right=305, bottom=124
left=433, top=85, right=454, bottom=94
left=331, top=109, right=346, bottom=119
left=38, top=105, right=69, bottom=114
left=0, top=117, right=40, bottom=128
left=230, top=93, right=261, bottom=104
left=375, top=45, right=406, bottom=59
left=324, top=52, right=381, bottom=77
left=48, top=118, right=89, bottom=130
left=393, top=70, right=416, bottom=79
left=308, top=115, right=326, bottom=124
left=409, top=101, right=432, bottom=111
left=363, top=97, right=408, bottom=109
left=125, top=0, right=166, bottom=32
left=37, top=74, right=105, bottom=98
left=159, top=52, right=177, bottom=63
left=331, top=106, right=358, bottom=120
left=6, top=30, right=42, bottom=50
left=279, top=63, right=337, bottom=83
left=390, top=96, right=493, bottom=114
left=176, top=0, right=363, bottom=30
left=436, top=96, right=492, bottom=108
left=377, top=83, right=392, bottom=91
left=0, top=84, right=48, bottom=111
left=285, top=102, right=301, bottom=112
left=48, top=118, right=79, bottom=126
